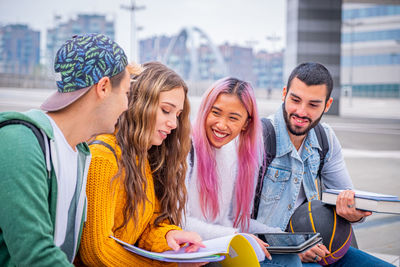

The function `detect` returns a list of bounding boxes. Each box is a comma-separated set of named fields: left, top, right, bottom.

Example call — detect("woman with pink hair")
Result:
left=184, top=77, right=301, bottom=266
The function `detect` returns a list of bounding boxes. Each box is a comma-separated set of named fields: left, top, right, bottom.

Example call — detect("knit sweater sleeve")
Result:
left=137, top=208, right=181, bottom=252
left=78, top=142, right=175, bottom=267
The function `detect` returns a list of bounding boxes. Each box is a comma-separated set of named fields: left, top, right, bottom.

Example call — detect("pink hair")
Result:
left=192, top=77, right=262, bottom=231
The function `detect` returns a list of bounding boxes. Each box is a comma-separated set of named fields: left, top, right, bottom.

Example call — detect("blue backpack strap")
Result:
left=252, top=118, right=276, bottom=219
left=314, top=123, right=329, bottom=199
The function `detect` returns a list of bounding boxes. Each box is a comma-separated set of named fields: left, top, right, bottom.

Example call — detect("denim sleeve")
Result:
left=320, top=124, right=353, bottom=190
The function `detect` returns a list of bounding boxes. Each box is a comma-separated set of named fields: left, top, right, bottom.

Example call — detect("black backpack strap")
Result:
left=0, top=119, right=51, bottom=179
left=314, top=123, right=329, bottom=199
left=188, top=141, right=195, bottom=180
left=0, top=119, right=46, bottom=156
left=252, top=118, right=276, bottom=219
left=88, top=140, right=117, bottom=162
left=190, top=140, right=194, bottom=168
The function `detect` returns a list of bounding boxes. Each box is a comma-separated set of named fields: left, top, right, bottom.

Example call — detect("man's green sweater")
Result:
left=0, top=109, right=90, bottom=267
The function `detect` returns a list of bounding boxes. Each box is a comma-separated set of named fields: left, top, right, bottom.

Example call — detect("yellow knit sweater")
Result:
left=78, top=134, right=180, bottom=266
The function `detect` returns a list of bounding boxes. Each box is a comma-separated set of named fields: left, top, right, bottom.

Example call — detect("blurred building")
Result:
left=219, top=43, right=256, bottom=84
left=0, top=24, right=40, bottom=75
left=254, top=50, right=284, bottom=91
left=140, top=34, right=285, bottom=90
left=140, top=35, right=172, bottom=63
left=139, top=31, right=228, bottom=82
left=341, top=4, right=400, bottom=98
left=197, top=44, right=225, bottom=81
left=285, top=0, right=342, bottom=115
left=163, top=33, right=191, bottom=80
left=139, top=29, right=285, bottom=95
left=46, top=14, right=115, bottom=71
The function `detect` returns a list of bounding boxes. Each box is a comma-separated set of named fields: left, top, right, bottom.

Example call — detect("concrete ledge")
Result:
left=369, top=252, right=399, bottom=267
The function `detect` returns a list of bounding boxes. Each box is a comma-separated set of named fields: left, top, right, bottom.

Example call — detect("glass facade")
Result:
left=341, top=53, right=400, bottom=66
left=341, top=5, right=400, bottom=98
left=343, top=5, right=400, bottom=20
left=343, top=83, right=399, bottom=97
left=342, top=29, right=400, bottom=43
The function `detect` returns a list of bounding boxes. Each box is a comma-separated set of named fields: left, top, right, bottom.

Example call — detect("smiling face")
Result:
left=283, top=77, right=333, bottom=138
left=205, top=93, right=249, bottom=149
left=150, top=86, right=185, bottom=147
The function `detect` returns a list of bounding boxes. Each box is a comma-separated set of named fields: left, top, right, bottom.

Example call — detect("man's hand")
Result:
left=335, top=190, right=372, bottom=222
left=299, top=243, right=330, bottom=263
left=166, top=230, right=205, bottom=253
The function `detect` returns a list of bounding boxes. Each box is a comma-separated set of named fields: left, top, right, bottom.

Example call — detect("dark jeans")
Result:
left=302, top=246, right=395, bottom=267
left=209, top=246, right=395, bottom=267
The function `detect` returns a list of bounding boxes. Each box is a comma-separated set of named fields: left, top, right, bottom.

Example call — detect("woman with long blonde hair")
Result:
left=78, top=62, right=204, bottom=267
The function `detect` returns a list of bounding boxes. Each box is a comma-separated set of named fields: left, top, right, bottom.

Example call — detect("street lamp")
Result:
left=266, top=33, right=281, bottom=99
left=342, top=20, right=363, bottom=106
left=121, top=0, right=145, bottom=63
left=266, top=33, right=281, bottom=53
left=395, top=40, right=400, bottom=98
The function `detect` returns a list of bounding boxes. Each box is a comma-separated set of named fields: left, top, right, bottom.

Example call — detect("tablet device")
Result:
left=256, top=232, right=322, bottom=254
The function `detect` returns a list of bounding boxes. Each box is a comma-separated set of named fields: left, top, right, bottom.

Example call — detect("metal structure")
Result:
left=162, top=26, right=228, bottom=81
left=121, top=0, right=145, bottom=63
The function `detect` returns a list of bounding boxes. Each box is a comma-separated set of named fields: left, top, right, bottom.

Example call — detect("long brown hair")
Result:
left=115, top=62, right=191, bottom=230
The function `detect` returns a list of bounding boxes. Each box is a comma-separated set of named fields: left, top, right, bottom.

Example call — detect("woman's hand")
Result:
left=248, top=234, right=272, bottom=260
left=166, top=230, right=206, bottom=252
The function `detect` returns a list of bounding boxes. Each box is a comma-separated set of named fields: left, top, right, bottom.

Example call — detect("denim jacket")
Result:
left=256, top=106, right=353, bottom=231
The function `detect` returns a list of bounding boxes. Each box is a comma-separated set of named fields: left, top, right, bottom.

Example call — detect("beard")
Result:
left=282, top=103, right=324, bottom=136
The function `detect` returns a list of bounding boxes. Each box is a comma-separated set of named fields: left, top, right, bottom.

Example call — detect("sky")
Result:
left=0, top=0, right=286, bottom=60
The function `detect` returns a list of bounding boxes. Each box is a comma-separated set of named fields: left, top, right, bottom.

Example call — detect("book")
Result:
left=322, top=189, right=400, bottom=214
left=111, top=233, right=265, bottom=266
